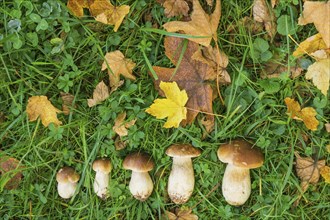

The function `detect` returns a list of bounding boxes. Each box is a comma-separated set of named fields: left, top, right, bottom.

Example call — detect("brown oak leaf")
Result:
left=152, top=36, right=219, bottom=125
left=163, top=0, right=221, bottom=47
left=163, top=0, right=189, bottom=18
left=87, top=81, right=110, bottom=107
left=0, top=156, right=23, bottom=190
left=253, top=0, right=276, bottom=38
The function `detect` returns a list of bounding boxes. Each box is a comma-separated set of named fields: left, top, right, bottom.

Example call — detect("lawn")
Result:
left=1, top=0, right=329, bottom=219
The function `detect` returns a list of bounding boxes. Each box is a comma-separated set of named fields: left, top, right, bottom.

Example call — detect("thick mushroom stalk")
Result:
left=56, top=167, right=80, bottom=199
left=166, top=144, right=201, bottom=204
left=92, top=158, right=112, bottom=199
left=218, top=139, right=264, bottom=206
left=123, top=152, right=154, bottom=201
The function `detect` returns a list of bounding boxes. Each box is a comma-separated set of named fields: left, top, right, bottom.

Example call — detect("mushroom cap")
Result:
left=166, top=144, right=201, bottom=158
left=92, top=158, right=112, bottom=173
left=123, top=152, right=154, bottom=172
left=56, top=167, right=80, bottom=183
left=217, top=139, right=264, bottom=169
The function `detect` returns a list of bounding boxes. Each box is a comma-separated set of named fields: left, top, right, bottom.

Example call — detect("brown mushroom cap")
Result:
left=123, top=152, right=154, bottom=172
left=166, top=144, right=201, bottom=158
left=92, top=158, right=112, bottom=173
left=56, top=167, right=80, bottom=183
left=217, top=139, right=264, bottom=169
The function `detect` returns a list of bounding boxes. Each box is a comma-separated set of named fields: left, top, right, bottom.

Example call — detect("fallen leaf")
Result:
left=293, top=33, right=329, bottom=58
left=151, top=37, right=218, bottom=125
left=114, top=136, right=127, bottom=150
left=271, top=0, right=278, bottom=8
left=298, top=1, right=330, bottom=48
left=112, top=112, right=136, bottom=137
left=262, top=62, right=303, bottom=79
left=87, top=81, right=110, bottom=107
left=146, top=81, right=188, bottom=128
left=305, top=58, right=330, bottom=95
left=67, top=0, right=89, bottom=17
left=253, top=0, right=276, bottom=38
left=26, top=96, right=62, bottom=127
left=163, top=0, right=189, bottom=18
left=284, top=97, right=319, bottom=131
left=102, top=50, right=136, bottom=87
left=163, top=207, right=198, bottom=220
left=201, top=116, right=215, bottom=138
left=325, top=123, right=330, bottom=133
left=0, top=156, right=23, bottom=190
left=163, top=0, right=221, bottom=47
left=60, top=92, right=75, bottom=115
left=326, top=144, right=330, bottom=153
left=320, top=166, right=330, bottom=183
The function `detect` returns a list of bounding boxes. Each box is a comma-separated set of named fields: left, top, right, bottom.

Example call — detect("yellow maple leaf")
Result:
left=320, top=166, right=330, bottom=184
left=67, top=0, right=89, bottom=17
left=146, top=81, right=188, bottom=128
left=163, top=0, right=221, bottom=47
left=284, top=97, right=319, bottom=131
left=26, top=96, right=62, bottom=127
left=101, top=50, right=136, bottom=87
left=305, top=58, right=330, bottom=95
left=293, top=33, right=329, bottom=58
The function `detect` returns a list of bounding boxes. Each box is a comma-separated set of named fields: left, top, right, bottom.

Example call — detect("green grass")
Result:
left=1, top=0, right=330, bottom=219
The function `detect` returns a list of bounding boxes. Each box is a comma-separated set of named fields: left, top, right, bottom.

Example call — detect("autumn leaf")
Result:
left=293, top=33, right=329, bottom=58
left=305, top=58, right=330, bottom=95
left=87, top=81, right=110, bottom=107
left=102, top=50, right=136, bottom=87
left=60, top=92, right=75, bottom=115
left=325, top=123, right=330, bottom=133
left=151, top=36, right=220, bottom=125
left=112, top=112, right=136, bottom=137
left=67, top=0, right=89, bottom=17
left=163, top=0, right=221, bottom=47
left=146, top=81, right=188, bottom=128
left=320, top=166, right=330, bottom=183
left=163, top=0, right=189, bottom=18
left=298, top=1, right=330, bottom=48
left=0, top=156, right=23, bottom=190
left=253, top=0, right=276, bottom=38
left=163, top=208, right=198, bottom=220
left=26, top=96, right=62, bottom=127
left=284, top=97, right=319, bottom=131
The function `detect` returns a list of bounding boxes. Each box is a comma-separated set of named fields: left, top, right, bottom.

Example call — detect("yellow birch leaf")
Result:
left=26, top=96, right=62, bottom=127
left=320, top=166, right=330, bottom=183
left=305, top=58, right=330, bottom=95
left=145, top=81, right=188, bottom=128
left=293, top=33, right=329, bottom=57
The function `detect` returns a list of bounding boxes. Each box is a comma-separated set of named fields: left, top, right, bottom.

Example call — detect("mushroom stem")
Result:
left=222, top=164, right=251, bottom=206
left=129, top=171, right=153, bottom=201
left=57, top=182, right=77, bottom=199
left=94, top=172, right=109, bottom=198
left=168, top=157, right=194, bottom=204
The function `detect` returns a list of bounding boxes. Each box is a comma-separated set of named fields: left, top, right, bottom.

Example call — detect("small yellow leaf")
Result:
left=284, top=97, right=319, bottom=131
left=305, top=58, right=330, bottom=95
left=26, top=96, right=62, bottom=127
left=146, top=81, right=188, bottom=128
left=67, top=0, right=89, bottom=17
left=320, top=166, right=330, bottom=184
left=293, top=33, right=329, bottom=58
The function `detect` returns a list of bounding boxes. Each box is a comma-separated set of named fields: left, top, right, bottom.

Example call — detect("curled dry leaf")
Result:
left=163, top=0, right=189, bottom=18
left=0, top=156, right=23, bottom=190
left=163, top=0, right=221, bottom=47
left=26, top=96, right=62, bottom=127
left=60, top=92, right=75, bottom=115
left=298, top=1, right=330, bottom=48
left=284, top=97, right=319, bottom=131
left=305, top=58, right=330, bottom=96
left=112, top=112, right=136, bottom=137
left=163, top=207, right=198, bottom=220
left=146, top=81, right=188, bottom=128
left=87, top=81, right=110, bottom=107
left=253, top=0, right=276, bottom=38
left=325, top=123, right=330, bottom=133
left=292, top=33, right=329, bottom=58
left=320, top=166, right=330, bottom=184
left=102, top=50, right=136, bottom=88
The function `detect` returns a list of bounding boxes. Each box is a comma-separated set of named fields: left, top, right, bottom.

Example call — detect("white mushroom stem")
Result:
left=94, top=171, right=109, bottom=198
left=168, top=157, right=194, bottom=204
left=57, top=182, right=77, bottom=199
left=129, top=171, right=153, bottom=201
left=222, top=164, right=251, bottom=206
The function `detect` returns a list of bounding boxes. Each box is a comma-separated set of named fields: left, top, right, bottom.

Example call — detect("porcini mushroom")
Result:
left=56, top=167, right=80, bottom=199
left=123, top=152, right=154, bottom=201
left=217, top=139, right=264, bottom=206
left=166, top=144, right=201, bottom=204
left=92, top=158, right=112, bottom=199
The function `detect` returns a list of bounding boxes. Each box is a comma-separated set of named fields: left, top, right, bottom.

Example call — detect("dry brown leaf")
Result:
left=114, top=136, right=127, bottom=150
left=67, top=0, right=89, bottom=17
left=163, top=208, right=198, bottom=220
left=152, top=36, right=219, bottom=125
left=298, top=1, right=330, bottom=48
left=201, top=116, right=215, bottom=138
left=93, top=5, right=130, bottom=32
left=271, top=0, right=278, bottom=8
left=325, top=123, right=330, bottom=133
left=26, top=96, right=62, bottom=127
left=305, top=58, right=330, bottom=95
left=284, top=97, right=319, bottom=131
left=320, top=166, right=330, bottom=183
left=163, top=0, right=221, bottom=47
left=0, top=156, right=23, bottom=190
left=263, top=62, right=303, bottom=79
left=293, top=33, right=329, bottom=58
left=112, top=112, right=136, bottom=137
left=87, top=81, right=110, bottom=107
left=102, top=50, right=136, bottom=87
left=163, top=0, right=189, bottom=18
left=60, top=92, right=75, bottom=115
left=253, top=0, right=276, bottom=38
